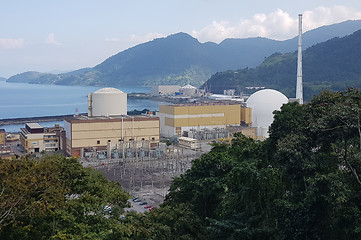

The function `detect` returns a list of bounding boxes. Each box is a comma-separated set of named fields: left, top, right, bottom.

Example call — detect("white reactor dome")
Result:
left=246, top=89, right=288, bottom=137
left=88, top=87, right=127, bottom=117
left=94, top=87, right=125, bottom=94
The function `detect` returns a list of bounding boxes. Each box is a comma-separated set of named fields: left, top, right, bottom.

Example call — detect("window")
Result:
left=108, top=140, right=111, bottom=142
left=142, top=138, right=145, bottom=141
left=151, top=137, right=155, bottom=141
left=97, top=140, right=100, bottom=144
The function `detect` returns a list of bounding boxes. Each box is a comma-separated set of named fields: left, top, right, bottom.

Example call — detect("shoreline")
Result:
left=0, top=94, right=184, bottom=127
left=0, top=114, right=83, bottom=126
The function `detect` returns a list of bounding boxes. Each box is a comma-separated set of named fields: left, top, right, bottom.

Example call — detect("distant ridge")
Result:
left=7, top=20, right=361, bottom=87
left=204, top=28, right=361, bottom=101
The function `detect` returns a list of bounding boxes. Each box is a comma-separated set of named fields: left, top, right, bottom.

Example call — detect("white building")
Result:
left=180, top=84, right=197, bottom=96
left=88, top=88, right=127, bottom=117
left=223, top=89, right=235, bottom=96
left=19, top=123, right=62, bottom=154
left=246, top=89, right=288, bottom=139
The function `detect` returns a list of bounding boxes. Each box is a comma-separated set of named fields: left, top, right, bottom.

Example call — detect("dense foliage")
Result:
left=161, top=88, right=361, bottom=239
left=205, top=29, right=361, bottom=101
left=0, top=156, right=129, bottom=239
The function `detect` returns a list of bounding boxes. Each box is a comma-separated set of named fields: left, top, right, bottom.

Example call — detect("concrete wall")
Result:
left=89, top=91, right=127, bottom=117
left=240, top=107, right=252, bottom=125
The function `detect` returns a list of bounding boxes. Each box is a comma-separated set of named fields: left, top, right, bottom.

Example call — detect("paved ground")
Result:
left=7, top=140, right=26, bottom=157
left=125, top=199, right=151, bottom=213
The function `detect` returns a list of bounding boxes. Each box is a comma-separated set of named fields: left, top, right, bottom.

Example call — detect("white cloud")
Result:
left=45, top=33, right=61, bottom=46
left=303, top=5, right=361, bottom=30
left=129, top=33, right=165, bottom=45
left=192, top=5, right=361, bottom=42
left=0, top=38, right=24, bottom=49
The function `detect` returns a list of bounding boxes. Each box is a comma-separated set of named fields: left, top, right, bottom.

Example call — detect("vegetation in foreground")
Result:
left=1, top=88, right=361, bottom=239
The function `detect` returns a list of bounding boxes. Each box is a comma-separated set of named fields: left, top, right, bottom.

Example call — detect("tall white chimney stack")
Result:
left=296, top=14, right=303, bottom=104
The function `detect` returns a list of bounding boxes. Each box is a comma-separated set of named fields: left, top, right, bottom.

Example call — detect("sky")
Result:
left=1, top=0, right=361, bottom=78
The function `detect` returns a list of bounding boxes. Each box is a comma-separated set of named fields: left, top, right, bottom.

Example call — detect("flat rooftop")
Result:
left=161, top=102, right=243, bottom=107
left=64, top=114, right=159, bottom=123
left=26, top=123, right=43, bottom=129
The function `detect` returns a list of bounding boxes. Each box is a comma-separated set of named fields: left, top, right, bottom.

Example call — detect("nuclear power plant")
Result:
left=13, top=14, right=306, bottom=162
left=64, top=87, right=160, bottom=158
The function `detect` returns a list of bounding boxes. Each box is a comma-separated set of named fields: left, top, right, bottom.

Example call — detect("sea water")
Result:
left=0, top=81, right=168, bottom=132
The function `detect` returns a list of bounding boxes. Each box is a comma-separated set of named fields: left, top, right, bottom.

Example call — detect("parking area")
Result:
left=124, top=198, right=153, bottom=213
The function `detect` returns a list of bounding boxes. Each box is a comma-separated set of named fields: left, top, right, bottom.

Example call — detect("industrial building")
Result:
left=246, top=89, right=288, bottom=139
left=151, top=85, right=181, bottom=96
left=19, top=123, right=63, bottom=154
left=159, top=103, right=252, bottom=138
left=64, top=87, right=160, bottom=158
left=179, top=84, right=197, bottom=96
left=63, top=115, right=160, bottom=157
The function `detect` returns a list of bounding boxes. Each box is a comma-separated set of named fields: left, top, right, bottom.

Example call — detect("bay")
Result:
left=0, top=81, right=169, bottom=132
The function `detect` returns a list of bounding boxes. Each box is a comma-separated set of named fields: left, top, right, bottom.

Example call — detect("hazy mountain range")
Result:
left=205, top=28, right=361, bottom=101
left=5, top=20, right=361, bottom=89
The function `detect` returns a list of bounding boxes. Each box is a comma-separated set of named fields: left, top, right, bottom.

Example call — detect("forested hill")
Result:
left=205, top=28, right=361, bottom=101
left=7, top=20, right=361, bottom=87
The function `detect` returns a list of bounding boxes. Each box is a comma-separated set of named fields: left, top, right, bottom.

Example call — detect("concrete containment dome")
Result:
left=94, top=88, right=125, bottom=94
left=88, top=88, right=127, bottom=117
left=246, top=89, right=288, bottom=138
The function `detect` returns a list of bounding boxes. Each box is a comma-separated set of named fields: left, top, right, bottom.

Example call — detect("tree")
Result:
left=0, top=155, right=129, bottom=240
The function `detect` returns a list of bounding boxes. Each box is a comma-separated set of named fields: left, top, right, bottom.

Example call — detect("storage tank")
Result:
left=246, top=89, right=288, bottom=138
left=180, top=84, right=197, bottom=96
left=88, top=88, right=127, bottom=117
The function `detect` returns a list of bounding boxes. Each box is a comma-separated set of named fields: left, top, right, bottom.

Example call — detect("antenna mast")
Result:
left=296, top=14, right=303, bottom=104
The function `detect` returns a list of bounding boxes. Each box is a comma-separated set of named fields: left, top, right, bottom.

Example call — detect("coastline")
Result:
left=0, top=114, right=83, bottom=126
left=0, top=93, right=183, bottom=128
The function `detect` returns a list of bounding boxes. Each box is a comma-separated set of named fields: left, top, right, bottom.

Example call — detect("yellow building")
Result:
left=159, top=103, right=252, bottom=138
left=0, top=129, right=5, bottom=146
left=20, top=123, right=62, bottom=154
left=64, top=115, right=160, bottom=157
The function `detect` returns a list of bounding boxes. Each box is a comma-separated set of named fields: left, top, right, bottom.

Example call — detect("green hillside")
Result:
left=205, top=29, right=361, bottom=101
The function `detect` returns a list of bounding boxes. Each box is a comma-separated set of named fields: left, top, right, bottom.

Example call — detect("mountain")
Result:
left=7, top=20, right=361, bottom=87
left=204, top=28, right=361, bottom=101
